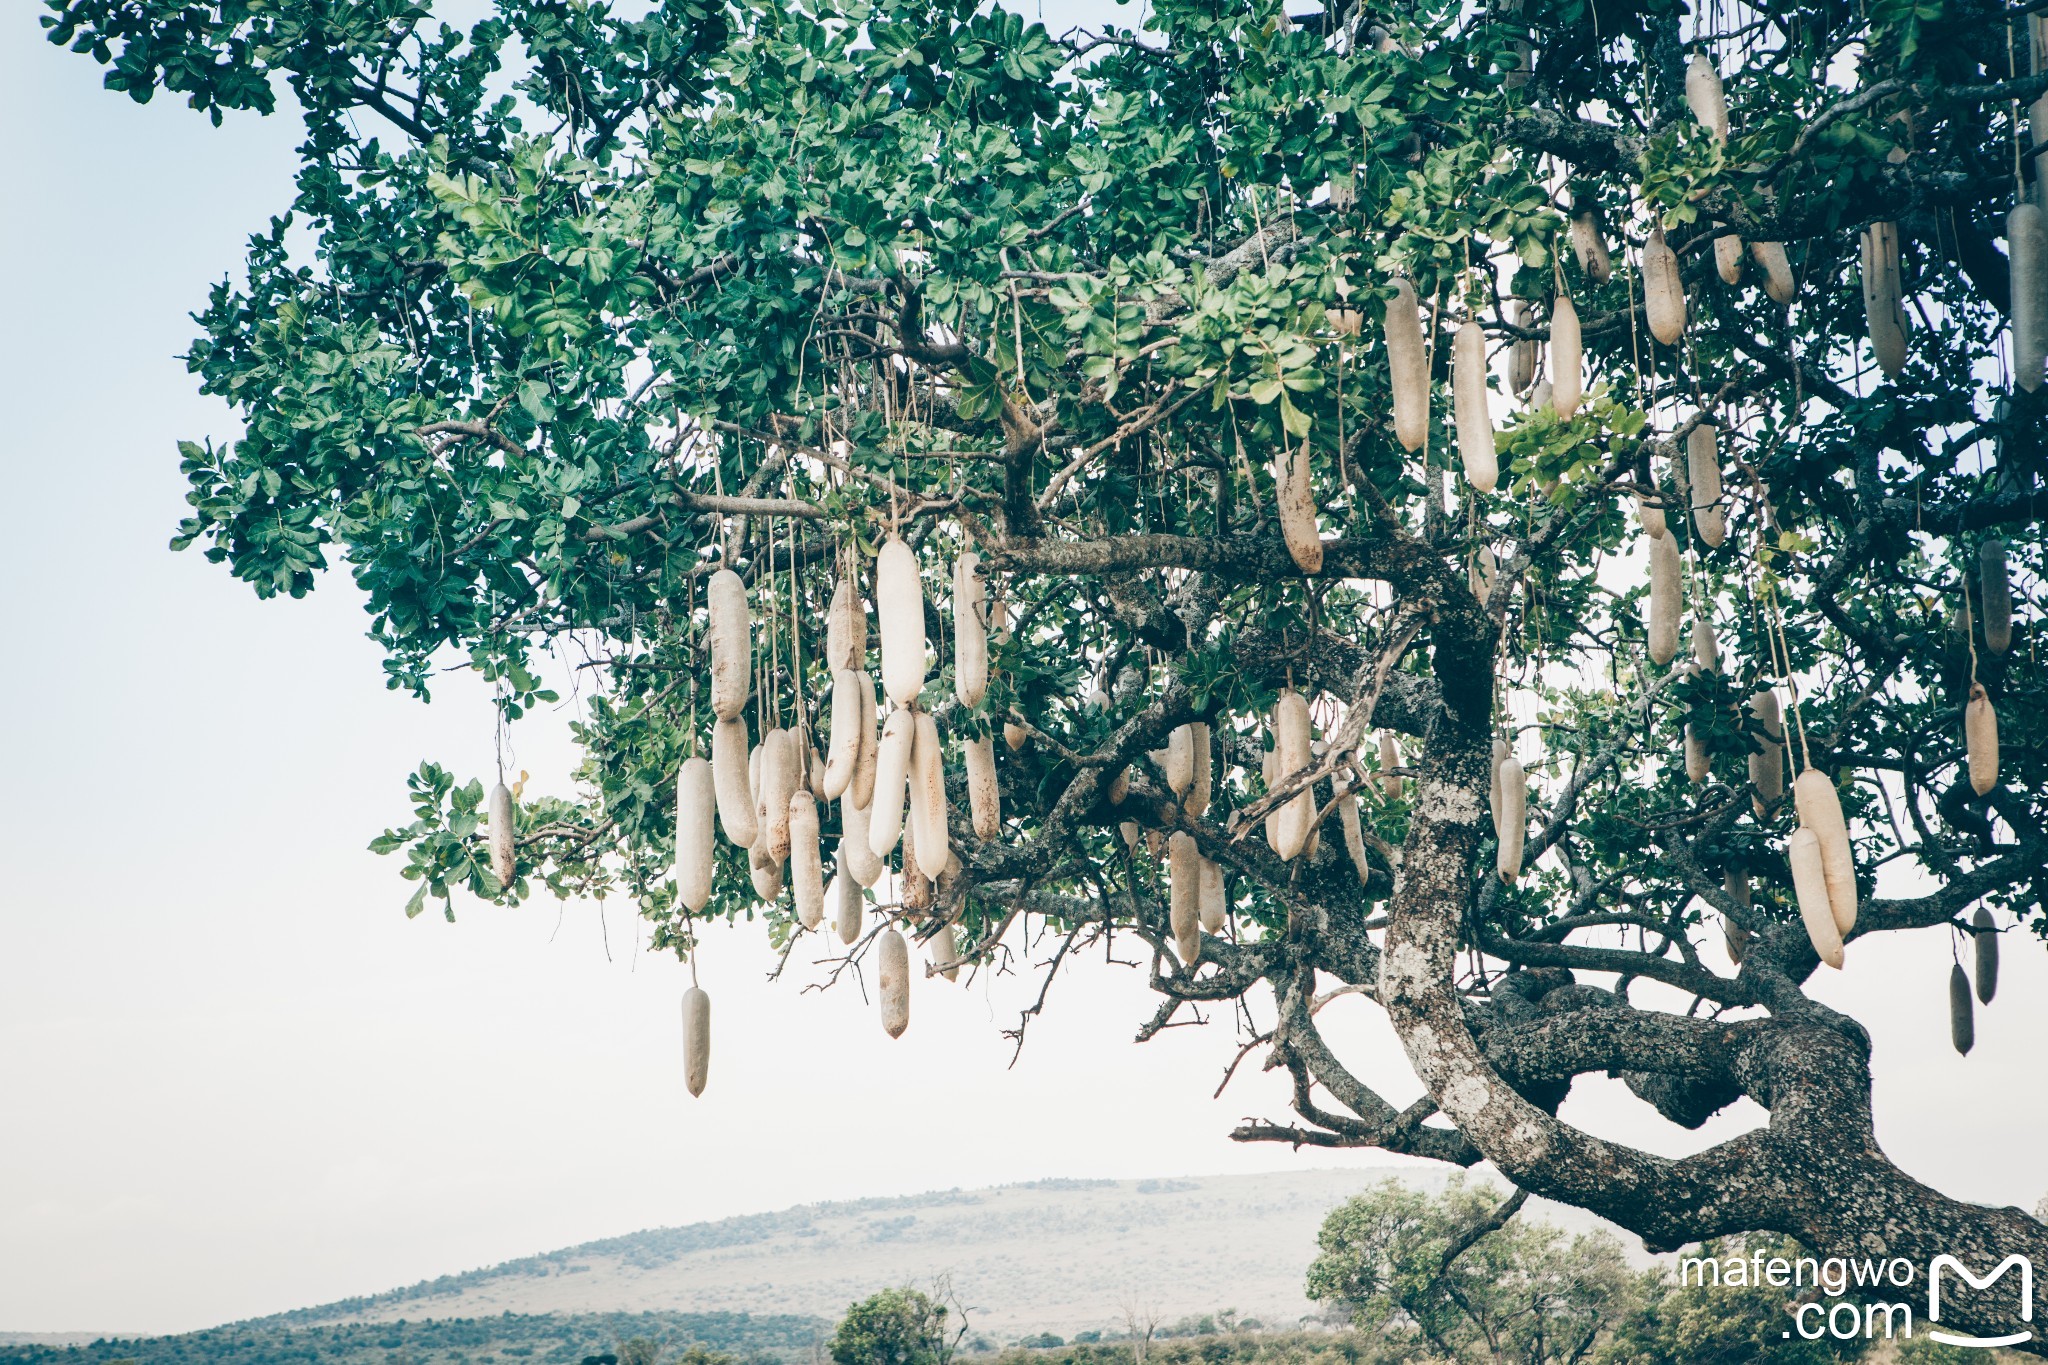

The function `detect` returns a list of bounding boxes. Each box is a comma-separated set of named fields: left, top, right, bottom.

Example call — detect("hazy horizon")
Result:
left=4, top=0, right=2045, bottom=1341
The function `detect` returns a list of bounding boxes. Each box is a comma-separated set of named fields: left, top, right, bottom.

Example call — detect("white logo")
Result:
left=1927, top=1254, right=2035, bottom=1349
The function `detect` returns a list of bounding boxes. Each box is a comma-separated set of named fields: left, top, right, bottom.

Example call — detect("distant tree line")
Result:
left=0, top=1311, right=820, bottom=1365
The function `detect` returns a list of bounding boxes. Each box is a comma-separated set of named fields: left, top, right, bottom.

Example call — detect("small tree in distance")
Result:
left=1117, top=1292, right=1161, bottom=1365
left=1307, top=1177, right=1648, bottom=1363
left=831, top=1287, right=955, bottom=1365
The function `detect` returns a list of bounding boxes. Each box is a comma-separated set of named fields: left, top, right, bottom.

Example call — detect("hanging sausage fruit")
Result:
left=1453, top=320, right=1498, bottom=493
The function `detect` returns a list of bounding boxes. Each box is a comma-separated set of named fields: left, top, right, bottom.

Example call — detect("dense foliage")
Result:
left=43, top=0, right=2048, bottom=1344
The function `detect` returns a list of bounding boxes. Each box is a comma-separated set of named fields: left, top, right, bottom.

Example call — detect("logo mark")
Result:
left=1927, top=1254, right=2035, bottom=1349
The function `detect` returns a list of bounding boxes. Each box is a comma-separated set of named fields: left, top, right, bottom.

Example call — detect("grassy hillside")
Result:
left=245, top=1170, right=1564, bottom=1339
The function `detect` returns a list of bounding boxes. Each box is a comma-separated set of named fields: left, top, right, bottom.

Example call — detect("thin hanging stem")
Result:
left=1960, top=555, right=1981, bottom=688
left=1762, top=577, right=1812, bottom=772
left=788, top=510, right=804, bottom=750
left=2012, top=18, right=2025, bottom=202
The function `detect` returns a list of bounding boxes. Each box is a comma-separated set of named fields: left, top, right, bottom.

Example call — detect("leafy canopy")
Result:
left=43, top=0, right=2048, bottom=1314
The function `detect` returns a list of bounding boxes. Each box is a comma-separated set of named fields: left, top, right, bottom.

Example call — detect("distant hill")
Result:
left=0, top=1168, right=1648, bottom=1364
left=256, top=1167, right=1641, bottom=1340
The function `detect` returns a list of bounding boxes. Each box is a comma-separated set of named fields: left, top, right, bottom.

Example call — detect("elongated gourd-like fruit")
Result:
left=749, top=742, right=761, bottom=815
left=1714, top=232, right=1744, bottom=286
left=1685, top=54, right=1729, bottom=140
left=1748, top=690, right=1785, bottom=815
left=712, top=717, right=758, bottom=848
left=1973, top=907, right=1999, bottom=1003
left=1490, top=737, right=1508, bottom=836
left=1337, top=789, right=1370, bottom=886
left=1120, top=819, right=1140, bottom=851
left=1146, top=744, right=1172, bottom=790
left=1262, top=745, right=1284, bottom=855
left=953, top=552, right=988, bottom=708
left=676, top=756, right=716, bottom=912
left=1571, top=210, right=1613, bottom=283
left=840, top=793, right=884, bottom=887
left=1793, top=767, right=1856, bottom=935
left=707, top=569, right=751, bottom=721
left=1185, top=723, right=1212, bottom=818
left=1453, top=321, right=1498, bottom=493
left=1748, top=241, right=1795, bottom=303
left=1166, top=725, right=1195, bottom=797
left=1950, top=962, right=1974, bottom=1055
left=900, top=825, right=932, bottom=914
left=1003, top=722, right=1029, bottom=752
left=1692, top=616, right=1721, bottom=673
left=1197, top=855, right=1226, bottom=932
left=835, top=857, right=862, bottom=944
left=1638, top=475, right=1669, bottom=541
left=823, top=669, right=862, bottom=799
left=878, top=928, right=910, bottom=1038
left=756, top=728, right=798, bottom=866
left=1386, top=277, right=1429, bottom=452
left=1648, top=530, right=1681, bottom=665
left=1723, top=914, right=1751, bottom=965
left=932, top=922, right=960, bottom=982
left=1277, top=441, right=1323, bottom=573
left=929, top=929, right=958, bottom=982
left=2034, top=92, right=2048, bottom=207
left=1980, top=538, right=2013, bottom=653
left=1508, top=300, right=1536, bottom=395
left=1862, top=222, right=1906, bottom=377
left=851, top=675, right=879, bottom=811
left=1643, top=227, right=1686, bottom=346
left=1495, top=756, right=1526, bottom=882
left=1108, top=767, right=1130, bottom=804
left=488, top=781, right=517, bottom=887
left=2011, top=207, right=2046, bottom=393
left=749, top=844, right=783, bottom=901
left=876, top=535, right=927, bottom=708
left=1469, top=544, right=1497, bottom=603
left=1723, top=868, right=1752, bottom=965
left=788, top=791, right=825, bottom=928
left=868, top=708, right=916, bottom=859
left=964, top=734, right=1000, bottom=839
left=1687, top=423, right=1724, bottom=548
left=1550, top=294, right=1582, bottom=418
left=909, top=710, right=951, bottom=873
left=1788, top=828, right=1844, bottom=969
left=1379, top=731, right=1402, bottom=800
left=1273, top=689, right=1316, bottom=861
left=681, top=986, right=710, bottom=1097
left=1965, top=683, right=1999, bottom=795
left=1685, top=725, right=1708, bottom=784
left=1169, top=831, right=1201, bottom=966
left=826, top=573, right=868, bottom=674
left=807, top=743, right=829, bottom=802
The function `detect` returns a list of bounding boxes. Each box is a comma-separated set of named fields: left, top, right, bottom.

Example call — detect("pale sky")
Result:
left=3, top=5, right=2044, bottom=1339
